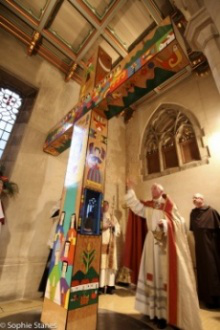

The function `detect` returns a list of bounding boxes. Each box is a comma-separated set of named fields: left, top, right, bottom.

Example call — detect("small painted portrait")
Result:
left=87, top=143, right=105, bottom=184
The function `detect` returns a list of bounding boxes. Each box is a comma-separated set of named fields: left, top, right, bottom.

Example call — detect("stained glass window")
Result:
left=0, top=88, right=22, bottom=158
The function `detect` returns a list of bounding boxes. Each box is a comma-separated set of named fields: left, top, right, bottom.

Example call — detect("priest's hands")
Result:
left=157, top=219, right=168, bottom=235
left=158, top=220, right=164, bottom=229
left=126, top=178, right=135, bottom=191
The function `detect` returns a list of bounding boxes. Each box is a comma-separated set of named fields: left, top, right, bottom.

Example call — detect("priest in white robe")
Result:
left=99, top=200, right=120, bottom=294
left=125, top=181, right=203, bottom=330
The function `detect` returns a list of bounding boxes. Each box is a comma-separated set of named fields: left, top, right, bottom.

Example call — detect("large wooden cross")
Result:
left=43, top=17, right=189, bottom=156
left=41, top=17, right=189, bottom=330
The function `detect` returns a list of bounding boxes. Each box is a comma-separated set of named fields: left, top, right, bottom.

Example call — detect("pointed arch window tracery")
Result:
left=0, top=88, right=22, bottom=158
left=146, top=130, right=160, bottom=174
left=142, top=105, right=209, bottom=179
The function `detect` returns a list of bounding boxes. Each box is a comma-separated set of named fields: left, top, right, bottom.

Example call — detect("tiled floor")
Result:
left=0, top=287, right=219, bottom=329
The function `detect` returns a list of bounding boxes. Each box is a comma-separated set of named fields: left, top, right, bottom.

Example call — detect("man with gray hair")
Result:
left=125, top=181, right=202, bottom=330
left=190, top=193, right=220, bottom=308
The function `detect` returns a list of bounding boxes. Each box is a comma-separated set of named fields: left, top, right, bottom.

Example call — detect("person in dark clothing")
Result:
left=190, top=193, right=220, bottom=309
left=38, top=202, right=60, bottom=296
left=83, top=211, right=94, bottom=234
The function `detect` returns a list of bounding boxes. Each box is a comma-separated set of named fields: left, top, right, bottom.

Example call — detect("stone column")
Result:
left=203, top=0, right=220, bottom=36
left=171, top=0, right=202, bottom=21
left=185, top=7, right=220, bottom=94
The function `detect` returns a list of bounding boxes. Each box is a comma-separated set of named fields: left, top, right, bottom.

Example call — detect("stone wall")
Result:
left=126, top=72, right=220, bottom=225
left=0, top=29, right=127, bottom=300
left=0, top=29, right=79, bottom=300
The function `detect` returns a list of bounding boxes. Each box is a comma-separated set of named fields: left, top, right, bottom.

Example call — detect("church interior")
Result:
left=0, top=0, right=220, bottom=329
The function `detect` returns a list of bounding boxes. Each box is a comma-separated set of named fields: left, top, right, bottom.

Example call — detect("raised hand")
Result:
left=126, top=178, right=135, bottom=191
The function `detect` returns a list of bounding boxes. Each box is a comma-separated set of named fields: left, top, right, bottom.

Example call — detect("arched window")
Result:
left=0, top=88, right=22, bottom=158
left=141, top=104, right=209, bottom=179
left=178, top=125, right=200, bottom=163
left=146, top=130, right=160, bottom=174
left=0, top=68, right=38, bottom=176
left=161, top=134, right=179, bottom=169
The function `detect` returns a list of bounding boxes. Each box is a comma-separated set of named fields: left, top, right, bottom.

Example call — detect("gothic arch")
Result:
left=0, top=67, right=38, bottom=175
left=140, top=103, right=209, bottom=180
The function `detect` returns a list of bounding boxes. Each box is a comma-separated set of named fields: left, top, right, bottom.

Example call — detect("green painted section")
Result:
left=56, top=139, right=71, bottom=155
left=105, top=67, right=175, bottom=119
left=124, top=24, right=173, bottom=69
left=69, top=289, right=98, bottom=309
left=69, top=266, right=99, bottom=310
left=63, top=185, right=78, bottom=235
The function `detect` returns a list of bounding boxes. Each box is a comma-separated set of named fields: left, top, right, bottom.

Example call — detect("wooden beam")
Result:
left=43, top=17, right=190, bottom=155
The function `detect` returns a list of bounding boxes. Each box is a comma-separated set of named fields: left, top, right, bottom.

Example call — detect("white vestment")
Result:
left=125, top=189, right=203, bottom=330
left=100, top=211, right=120, bottom=287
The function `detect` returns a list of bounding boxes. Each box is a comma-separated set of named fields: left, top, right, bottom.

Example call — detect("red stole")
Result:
left=0, top=200, right=5, bottom=225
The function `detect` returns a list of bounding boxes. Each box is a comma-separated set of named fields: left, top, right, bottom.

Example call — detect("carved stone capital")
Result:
left=203, top=0, right=220, bottom=35
left=185, top=7, right=218, bottom=51
left=172, top=0, right=202, bottom=21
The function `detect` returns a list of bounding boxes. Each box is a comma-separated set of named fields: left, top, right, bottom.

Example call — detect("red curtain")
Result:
left=122, top=209, right=147, bottom=284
